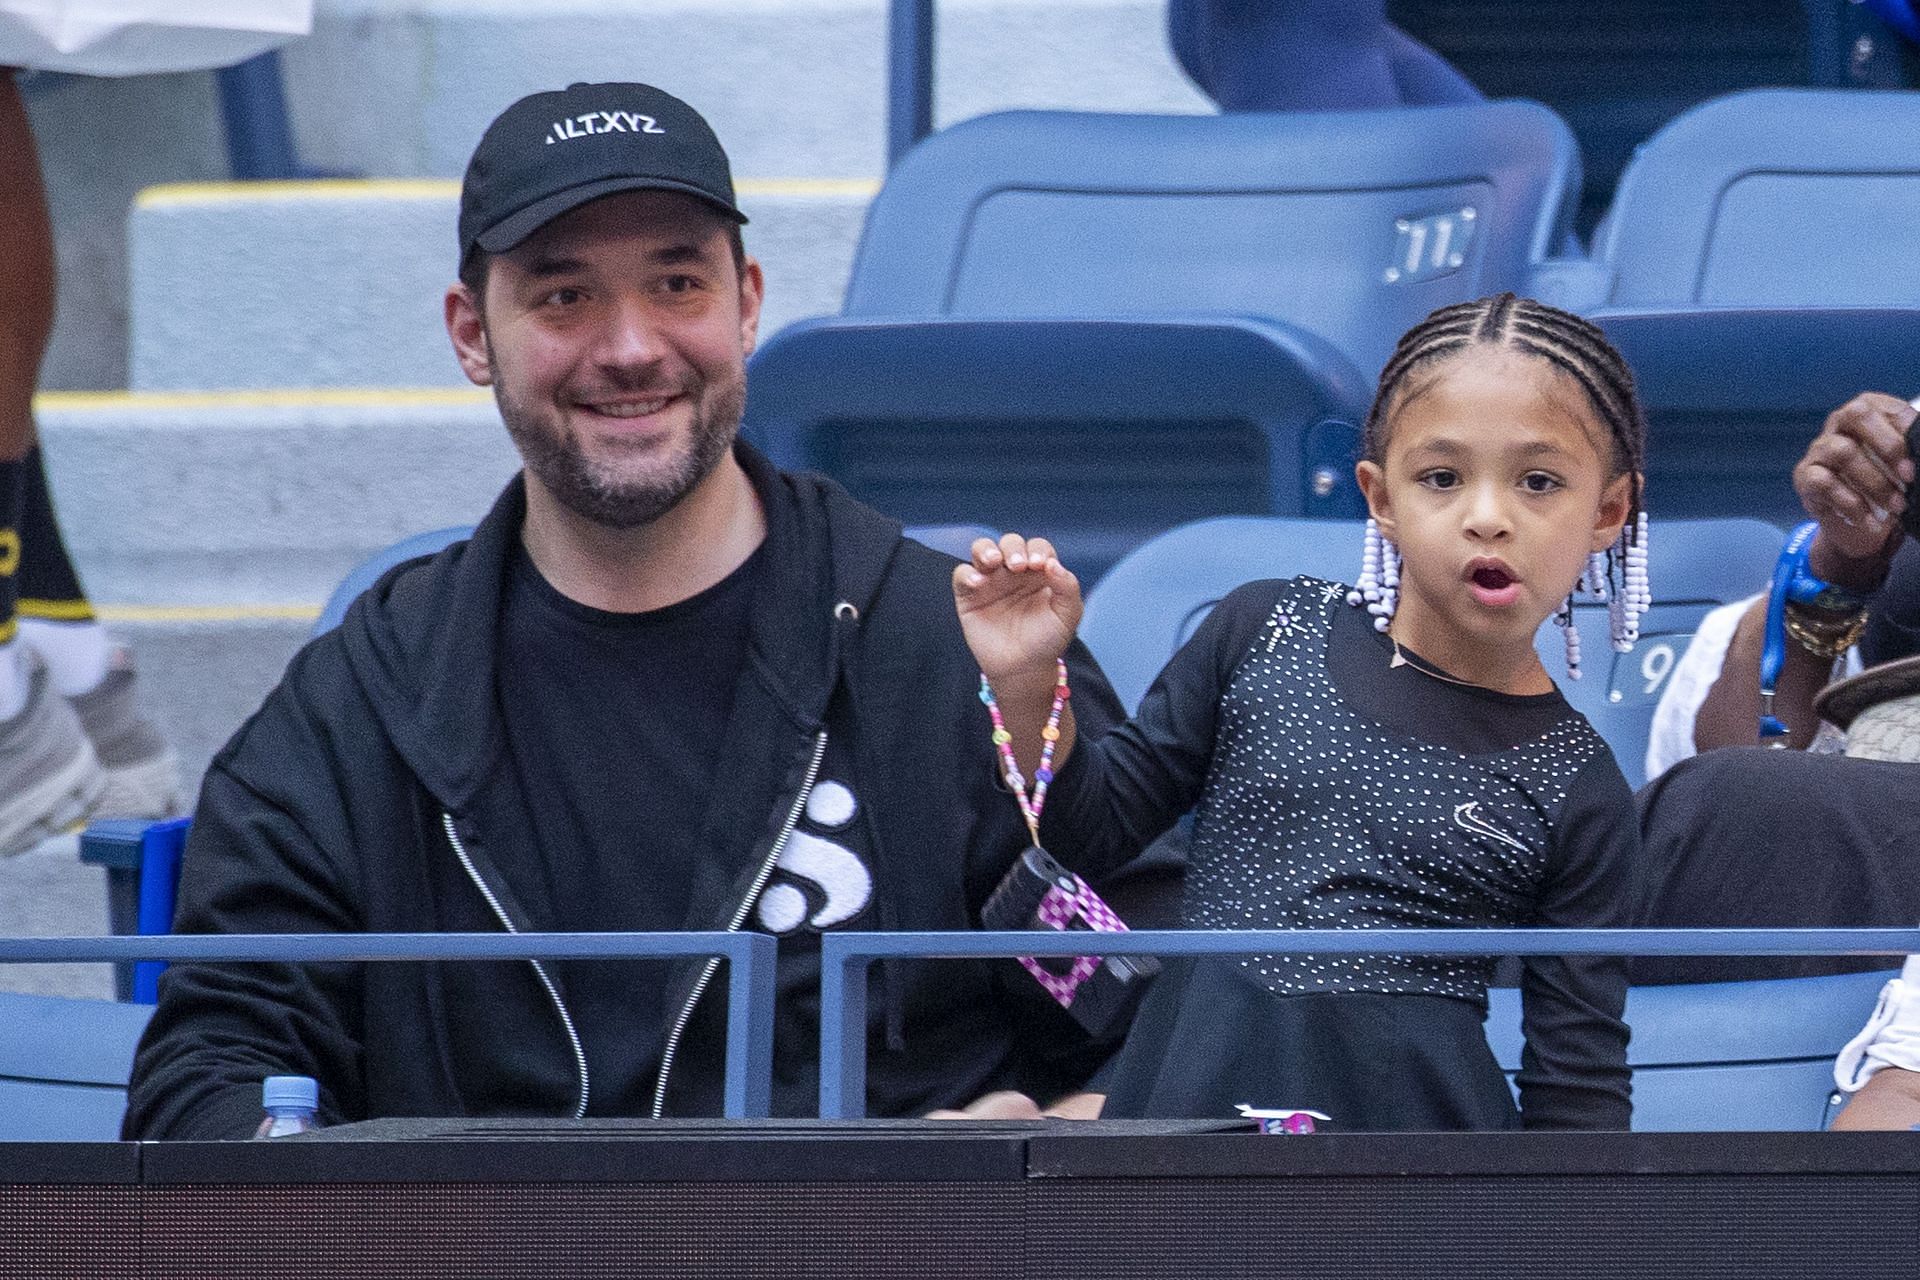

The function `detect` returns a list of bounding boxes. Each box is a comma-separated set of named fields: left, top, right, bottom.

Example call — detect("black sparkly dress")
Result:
left=1043, top=577, right=1636, bottom=1131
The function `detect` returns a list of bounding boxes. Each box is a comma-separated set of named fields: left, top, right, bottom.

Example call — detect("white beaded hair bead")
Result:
left=1557, top=599, right=1582, bottom=681
left=1349, top=519, right=1399, bottom=631
left=1378, top=534, right=1400, bottom=629
left=1611, top=511, right=1651, bottom=652
left=1583, top=551, right=1610, bottom=601
left=1349, top=518, right=1382, bottom=608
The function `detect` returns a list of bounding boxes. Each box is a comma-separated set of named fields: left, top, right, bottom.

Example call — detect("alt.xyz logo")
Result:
left=545, top=111, right=665, bottom=144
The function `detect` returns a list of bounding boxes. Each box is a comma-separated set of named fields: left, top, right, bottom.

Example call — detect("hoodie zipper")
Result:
left=441, top=812, right=591, bottom=1120
left=650, top=728, right=829, bottom=1119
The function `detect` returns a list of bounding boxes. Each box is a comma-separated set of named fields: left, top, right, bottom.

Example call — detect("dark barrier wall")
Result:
left=2, top=1124, right=1917, bottom=1279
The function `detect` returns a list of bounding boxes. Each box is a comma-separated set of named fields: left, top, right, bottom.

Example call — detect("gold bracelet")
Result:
left=1783, top=602, right=1869, bottom=658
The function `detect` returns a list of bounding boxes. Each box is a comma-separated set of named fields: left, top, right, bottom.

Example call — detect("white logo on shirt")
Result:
left=1452, top=801, right=1532, bottom=855
left=755, top=782, right=873, bottom=934
left=545, top=112, right=665, bottom=144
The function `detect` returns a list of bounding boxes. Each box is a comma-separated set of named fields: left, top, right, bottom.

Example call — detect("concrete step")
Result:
left=128, top=178, right=874, bottom=390
left=37, top=388, right=518, bottom=604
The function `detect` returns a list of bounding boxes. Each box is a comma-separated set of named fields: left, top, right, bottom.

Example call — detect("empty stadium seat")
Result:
left=1390, top=2, right=1909, bottom=237
left=1589, top=88, right=1920, bottom=308
left=0, top=991, right=152, bottom=1141
left=1484, top=968, right=1887, bottom=1131
left=744, top=317, right=1372, bottom=581
left=1079, top=515, right=1781, bottom=786
left=1596, top=307, right=1920, bottom=523
left=1168, top=0, right=1483, bottom=112
left=1542, top=90, right=1920, bottom=523
left=843, top=101, right=1582, bottom=378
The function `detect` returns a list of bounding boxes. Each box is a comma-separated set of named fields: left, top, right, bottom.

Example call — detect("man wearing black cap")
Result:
left=123, top=83, right=1130, bottom=1138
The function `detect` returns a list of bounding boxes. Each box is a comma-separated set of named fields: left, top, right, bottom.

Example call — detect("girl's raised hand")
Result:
left=952, top=533, right=1083, bottom=681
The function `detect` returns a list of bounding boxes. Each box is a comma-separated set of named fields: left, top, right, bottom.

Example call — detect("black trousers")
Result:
left=1634, top=747, right=1920, bottom=983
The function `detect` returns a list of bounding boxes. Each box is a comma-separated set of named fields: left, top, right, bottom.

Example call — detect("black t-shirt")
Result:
left=496, top=541, right=764, bottom=1114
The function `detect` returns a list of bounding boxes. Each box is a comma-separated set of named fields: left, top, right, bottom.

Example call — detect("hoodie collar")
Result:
left=337, top=442, right=905, bottom=813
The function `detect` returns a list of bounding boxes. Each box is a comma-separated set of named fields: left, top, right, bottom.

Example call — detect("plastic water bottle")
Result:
left=253, top=1075, right=321, bottom=1138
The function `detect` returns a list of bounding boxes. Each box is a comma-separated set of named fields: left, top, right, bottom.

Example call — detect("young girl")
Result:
left=955, top=294, right=1647, bottom=1131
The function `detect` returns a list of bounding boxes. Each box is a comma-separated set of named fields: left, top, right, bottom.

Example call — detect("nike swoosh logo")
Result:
left=1453, top=801, right=1532, bottom=855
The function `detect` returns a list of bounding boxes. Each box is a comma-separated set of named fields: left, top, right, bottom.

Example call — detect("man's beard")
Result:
left=497, top=374, right=746, bottom=530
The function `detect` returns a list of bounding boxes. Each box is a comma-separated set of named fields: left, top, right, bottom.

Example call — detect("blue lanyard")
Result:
left=1758, top=521, right=1821, bottom=742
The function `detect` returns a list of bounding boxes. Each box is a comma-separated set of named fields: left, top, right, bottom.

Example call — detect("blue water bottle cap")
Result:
left=263, top=1075, right=318, bottom=1112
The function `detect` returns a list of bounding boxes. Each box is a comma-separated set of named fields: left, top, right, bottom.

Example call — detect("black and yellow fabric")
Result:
left=14, top=445, right=91, bottom=626
left=0, top=453, right=22, bottom=646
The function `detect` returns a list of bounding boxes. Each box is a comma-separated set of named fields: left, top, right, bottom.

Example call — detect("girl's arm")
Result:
left=1517, top=753, right=1636, bottom=1130
left=953, top=538, right=1260, bottom=877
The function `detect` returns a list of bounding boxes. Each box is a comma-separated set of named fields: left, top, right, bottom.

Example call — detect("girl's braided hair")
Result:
left=1363, top=293, right=1647, bottom=522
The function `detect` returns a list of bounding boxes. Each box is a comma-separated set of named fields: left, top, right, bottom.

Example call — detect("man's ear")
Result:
left=445, top=283, right=494, bottom=387
left=1591, top=470, right=1635, bottom=553
left=1355, top=459, right=1396, bottom=543
left=737, top=255, right=766, bottom=358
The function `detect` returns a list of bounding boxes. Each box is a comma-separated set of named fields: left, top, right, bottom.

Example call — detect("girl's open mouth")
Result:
left=1468, top=563, right=1522, bottom=608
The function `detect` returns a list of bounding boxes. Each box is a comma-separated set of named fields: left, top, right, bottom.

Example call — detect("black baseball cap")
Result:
left=458, top=81, right=746, bottom=267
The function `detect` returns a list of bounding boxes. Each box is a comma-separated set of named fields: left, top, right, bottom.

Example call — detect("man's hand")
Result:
left=922, top=1090, right=1106, bottom=1120
left=1795, top=392, right=1915, bottom=589
left=924, top=1090, right=1046, bottom=1120
left=1693, top=392, right=1916, bottom=751
left=953, top=534, right=1083, bottom=682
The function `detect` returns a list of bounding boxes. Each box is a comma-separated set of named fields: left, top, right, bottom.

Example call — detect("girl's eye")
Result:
left=1521, top=472, right=1564, bottom=494
left=1418, top=469, right=1459, bottom=490
left=544, top=287, right=584, bottom=307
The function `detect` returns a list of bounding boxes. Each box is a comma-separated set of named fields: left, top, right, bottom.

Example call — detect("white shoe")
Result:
left=0, top=662, right=106, bottom=857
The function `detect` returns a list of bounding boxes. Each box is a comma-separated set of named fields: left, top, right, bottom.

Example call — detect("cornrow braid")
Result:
left=1362, top=292, right=1647, bottom=524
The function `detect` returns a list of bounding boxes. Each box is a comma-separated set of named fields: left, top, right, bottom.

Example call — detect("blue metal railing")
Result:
left=818, top=927, right=1920, bottom=1118
left=0, top=932, right=778, bottom=1119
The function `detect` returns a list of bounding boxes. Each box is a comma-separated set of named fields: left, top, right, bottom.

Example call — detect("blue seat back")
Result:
left=313, top=525, right=473, bottom=637
left=845, top=102, right=1581, bottom=376
left=0, top=991, right=153, bottom=1141
left=1595, top=307, right=1920, bottom=525
left=743, top=317, right=1373, bottom=583
left=1080, top=516, right=1362, bottom=714
left=1484, top=968, right=1888, bottom=1130
left=1552, top=518, right=1782, bottom=786
left=1079, top=515, right=1780, bottom=786
left=1597, top=89, right=1920, bottom=307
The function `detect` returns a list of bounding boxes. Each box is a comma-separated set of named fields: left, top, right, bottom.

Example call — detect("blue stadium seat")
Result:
left=1594, top=307, right=1920, bottom=524
left=1484, top=968, right=1887, bottom=1130
left=313, top=526, right=473, bottom=637
left=1168, top=0, right=1483, bottom=112
left=1590, top=88, right=1920, bottom=308
left=1079, top=515, right=1780, bottom=786
left=1552, top=518, right=1782, bottom=786
left=844, top=101, right=1581, bottom=378
left=1079, top=516, right=1360, bottom=715
left=1532, top=91, right=1920, bottom=523
left=744, top=317, right=1372, bottom=582
left=0, top=991, right=152, bottom=1141
left=751, top=100, right=1580, bottom=576
left=1390, top=3, right=1909, bottom=238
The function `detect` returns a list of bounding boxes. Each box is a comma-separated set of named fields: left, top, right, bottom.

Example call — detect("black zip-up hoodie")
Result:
left=123, top=446, right=1128, bottom=1139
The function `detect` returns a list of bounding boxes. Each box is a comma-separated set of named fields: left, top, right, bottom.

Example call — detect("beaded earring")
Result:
left=1346, top=518, right=1400, bottom=632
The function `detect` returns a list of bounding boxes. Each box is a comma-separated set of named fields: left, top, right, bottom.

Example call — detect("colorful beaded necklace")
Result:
left=978, top=658, right=1071, bottom=847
